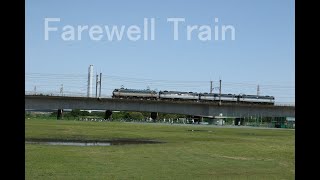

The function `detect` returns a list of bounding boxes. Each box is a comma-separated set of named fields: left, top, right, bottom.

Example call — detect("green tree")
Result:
left=128, top=112, right=144, bottom=120
left=70, top=109, right=81, bottom=117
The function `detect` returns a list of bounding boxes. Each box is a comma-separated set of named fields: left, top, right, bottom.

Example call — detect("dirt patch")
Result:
left=219, top=155, right=251, bottom=160
left=187, top=130, right=213, bottom=132
left=213, top=154, right=274, bottom=161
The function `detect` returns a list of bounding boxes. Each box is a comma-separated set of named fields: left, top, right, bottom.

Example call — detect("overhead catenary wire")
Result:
left=25, top=72, right=295, bottom=104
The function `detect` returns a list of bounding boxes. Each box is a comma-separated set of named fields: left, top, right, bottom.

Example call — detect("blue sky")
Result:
left=25, top=0, right=294, bottom=103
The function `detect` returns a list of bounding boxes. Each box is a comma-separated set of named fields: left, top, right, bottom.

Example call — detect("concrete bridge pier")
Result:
left=151, top=112, right=158, bottom=122
left=57, top=109, right=63, bottom=120
left=105, top=110, right=112, bottom=120
left=193, top=116, right=202, bottom=124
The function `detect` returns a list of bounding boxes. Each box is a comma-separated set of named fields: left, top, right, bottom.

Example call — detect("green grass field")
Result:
left=26, top=118, right=294, bottom=179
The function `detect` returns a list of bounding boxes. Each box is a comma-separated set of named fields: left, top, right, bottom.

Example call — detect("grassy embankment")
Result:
left=26, top=118, right=294, bottom=179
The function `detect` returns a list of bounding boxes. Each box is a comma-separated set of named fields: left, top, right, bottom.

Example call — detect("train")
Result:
left=112, top=87, right=275, bottom=105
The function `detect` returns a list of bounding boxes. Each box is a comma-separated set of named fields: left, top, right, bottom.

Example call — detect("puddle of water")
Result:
left=25, top=139, right=163, bottom=146
left=25, top=141, right=111, bottom=146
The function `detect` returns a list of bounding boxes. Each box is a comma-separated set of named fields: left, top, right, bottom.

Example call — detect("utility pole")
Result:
left=60, top=84, right=63, bottom=96
left=87, top=65, right=94, bottom=97
left=219, top=79, right=222, bottom=105
left=99, top=73, right=102, bottom=97
left=257, top=85, right=260, bottom=96
left=210, top=81, right=213, bottom=93
left=96, top=74, right=99, bottom=98
left=34, top=86, right=36, bottom=95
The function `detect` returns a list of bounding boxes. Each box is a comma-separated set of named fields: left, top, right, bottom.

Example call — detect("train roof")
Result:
left=159, top=90, right=198, bottom=95
left=199, top=93, right=217, bottom=96
left=113, top=88, right=157, bottom=93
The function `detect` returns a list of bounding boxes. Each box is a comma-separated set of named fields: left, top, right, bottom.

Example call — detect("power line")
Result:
left=25, top=72, right=295, bottom=103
